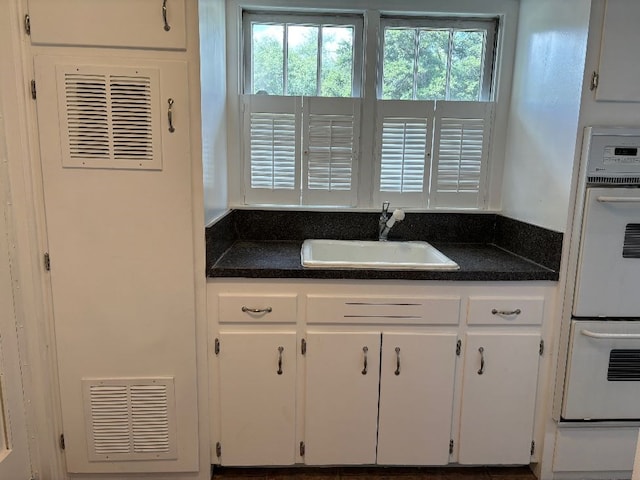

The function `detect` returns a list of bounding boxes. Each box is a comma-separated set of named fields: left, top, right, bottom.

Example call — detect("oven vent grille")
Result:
left=623, top=224, right=640, bottom=258
left=587, top=176, right=640, bottom=185
left=608, top=349, right=640, bottom=381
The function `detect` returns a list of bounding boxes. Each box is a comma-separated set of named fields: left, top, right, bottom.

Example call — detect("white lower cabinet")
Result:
left=458, top=332, right=541, bottom=465
left=377, top=332, right=458, bottom=465
left=218, top=332, right=297, bottom=466
left=210, top=281, right=552, bottom=468
left=304, top=332, right=381, bottom=465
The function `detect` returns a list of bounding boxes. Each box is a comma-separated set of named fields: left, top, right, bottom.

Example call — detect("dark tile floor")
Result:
left=212, top=466, right=537, bottom=480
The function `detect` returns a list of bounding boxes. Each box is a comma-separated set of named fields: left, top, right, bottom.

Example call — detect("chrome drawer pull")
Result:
left=478, top=347, right=485, bottom=375
left=362, top=346, right=368, bottom=375
left=581, top=329, right=640, bottom=339
left=491, top=308, right=521, bottom=316
left=241, top=306, right=273, bottom=314
left=394, top=347, right=401, bottom=376
left=277, top=346, right=284, bottom=375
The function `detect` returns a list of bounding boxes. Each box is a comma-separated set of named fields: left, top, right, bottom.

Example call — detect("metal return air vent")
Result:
left=57, top=65, right=162, bottom=170
left=82, top=377, right=177, bottom=461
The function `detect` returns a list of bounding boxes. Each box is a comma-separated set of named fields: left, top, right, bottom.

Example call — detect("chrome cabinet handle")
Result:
left=581, top=329, right=640, bottom=339
left=167, top=98, right=175, bottom=133
left=241, top=306, right=273, bottom=314
left=477, top=347, right=485, bottom=375
left=491, top=308, right=521, bottom=316
left=394, top=347, right=401, bottom=376
left=361, top=346, right=368, bottom=375
left=277, top=346, right=284, bottom=375
left=162, top=0, right=171, bottom=31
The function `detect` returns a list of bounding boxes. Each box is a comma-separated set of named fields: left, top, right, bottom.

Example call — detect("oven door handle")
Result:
left=581, top=329, right=640, bottom=339
left=596, top=196, right=640, bottom=203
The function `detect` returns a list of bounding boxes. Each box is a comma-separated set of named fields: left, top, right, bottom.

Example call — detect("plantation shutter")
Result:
left=430, top=101, right=494, bottom=208
left=242, top=95, right=302, bottom=205
left=302, top=97, right=361, bottom=206
left=374, top=100, right=434, bottom=207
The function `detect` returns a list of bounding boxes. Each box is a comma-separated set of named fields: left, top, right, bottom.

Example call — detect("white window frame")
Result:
left=378, top=16, right=498, bottom=102
left=242, top=12, right=364, bottom=97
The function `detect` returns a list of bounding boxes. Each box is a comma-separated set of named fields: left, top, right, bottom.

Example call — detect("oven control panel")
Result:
left=586, top=127, right=640, bottom=183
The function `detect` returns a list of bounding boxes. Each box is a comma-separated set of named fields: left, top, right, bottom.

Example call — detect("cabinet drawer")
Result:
left=307, top=295, right=460, bottom=325
left=219, top=294, right=297, bottom=324
left=466, top=297, right=544, bottom=325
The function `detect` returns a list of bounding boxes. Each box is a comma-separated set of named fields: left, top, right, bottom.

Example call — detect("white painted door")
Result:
left=218, top=332, right=297, bottom=466
left=304, top=331, right=380, bottom=465
left=33, top=55, right=199, bottom=474
left=458, top=332, right=540, bottom=465
left=377, top=332, right=458, bottom=465
left=0, top=112, right=32, bottom=479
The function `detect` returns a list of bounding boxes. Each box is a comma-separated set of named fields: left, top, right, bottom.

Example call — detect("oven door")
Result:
left=563, top=320, right=640, bottom=420
left=574, top=186, right=640, bottom=317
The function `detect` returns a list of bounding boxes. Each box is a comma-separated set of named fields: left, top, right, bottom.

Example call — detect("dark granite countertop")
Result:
left=209, top=240, right=558, bottom=281
left=206, top=210, right=562, bottom=281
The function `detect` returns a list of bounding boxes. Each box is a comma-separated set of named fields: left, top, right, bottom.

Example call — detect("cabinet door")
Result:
left=218, top=332, right=297, bottom=466
left=34, top=55, right=197, bottom=474
left=377, top=332, right=457, bottom=465
left=28, top=0, right=186, bottom=50
left=458, top=332, right=540, bottom=465
left=304, top=332, right=381, bottom=465
left=595, top=0, right=640, bottom=101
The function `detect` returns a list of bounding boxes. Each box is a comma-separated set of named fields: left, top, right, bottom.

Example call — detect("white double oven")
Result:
left=563, top=127, right=640, bottom=421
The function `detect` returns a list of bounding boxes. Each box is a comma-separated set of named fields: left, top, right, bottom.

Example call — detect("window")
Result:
left=243, top=13, right=363, bottom=97
left=238, top=10, right=499, bottom=209
left=379, top=18, right=496, bottom=101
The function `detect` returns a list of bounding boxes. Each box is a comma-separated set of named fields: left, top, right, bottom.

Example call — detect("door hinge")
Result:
left=449, top=439, right=454, bottom=454
left=215, top=442, right=221, bottom=458
left=301, top=338, right=306, bottom=355
left=44, top=252, right=50, bottom=271
left=590, top=71, right=599, bottom=91
left=214, top=338, right=220, bottom=355
left=24, top=14, right=31, bottom=35
left=539, top=339, right=544, bottom=356
left=530, top=440, right=535, bottom=455
left=30, top=80, right=36, bottom=100
left=456, top=339, right=461, bottom=356
left=59, top=434, right=65, bottom=450
left=299, top=441, right=305, bottom=456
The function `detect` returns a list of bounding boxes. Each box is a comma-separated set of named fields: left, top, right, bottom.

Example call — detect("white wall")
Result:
left=200, top=0, right=229, bottom=225
left=501, top=0, right=591, bottom=232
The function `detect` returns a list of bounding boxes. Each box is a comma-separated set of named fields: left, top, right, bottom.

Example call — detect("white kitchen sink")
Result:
left=301, top=239, right=459, bottom=270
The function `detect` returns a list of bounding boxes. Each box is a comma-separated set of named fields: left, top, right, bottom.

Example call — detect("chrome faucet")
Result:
left=378, top=201, right=405, bottom=241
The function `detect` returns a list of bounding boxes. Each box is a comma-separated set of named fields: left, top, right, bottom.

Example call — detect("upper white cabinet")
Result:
left=594, top=0, right=640, bottom=101
left=28, top=0, right=187, bottom=50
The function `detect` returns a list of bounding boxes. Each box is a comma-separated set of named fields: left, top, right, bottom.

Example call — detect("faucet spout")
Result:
left=379, top=205, right=405, bottom=241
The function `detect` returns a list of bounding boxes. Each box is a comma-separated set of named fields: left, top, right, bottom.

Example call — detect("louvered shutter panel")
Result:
left=57, top=65, right=161, bottom=170
left=374, top=100, right=434, bottom=207
left=302, top=97, right=360, bottom=206
left=431, top=101, right=494, bottom=208
left=243, top=95, right=302, bottom=205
